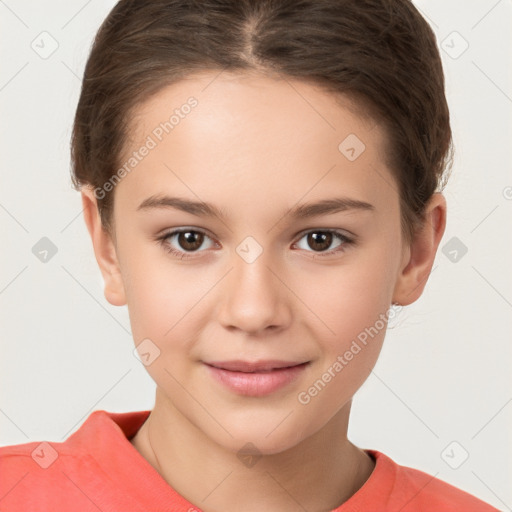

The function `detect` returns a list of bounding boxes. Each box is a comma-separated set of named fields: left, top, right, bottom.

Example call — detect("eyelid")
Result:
left=294, top=226, right=356, bottom=242
left=156, top=226, right=217, bottom=244
left=292, top=229, right=355, bottom=257
left=157, top=226, right=355, bottom=246
left=158, top=225, right=356, bottom=239
left=159, top=227, right=219, bottom=248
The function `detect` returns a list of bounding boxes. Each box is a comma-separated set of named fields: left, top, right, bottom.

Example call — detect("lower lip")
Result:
left=205, top=363, right=308, bottom=397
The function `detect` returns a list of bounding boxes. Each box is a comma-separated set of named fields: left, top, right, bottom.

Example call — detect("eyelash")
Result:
left=156, top=228, right=355, bottom=260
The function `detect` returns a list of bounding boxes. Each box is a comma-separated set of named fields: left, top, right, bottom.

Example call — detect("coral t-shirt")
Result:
left=0, top=409, right=498, bottom=511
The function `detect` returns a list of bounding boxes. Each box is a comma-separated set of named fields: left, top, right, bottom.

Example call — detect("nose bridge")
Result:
left=217, top=236, right=290, bottom=333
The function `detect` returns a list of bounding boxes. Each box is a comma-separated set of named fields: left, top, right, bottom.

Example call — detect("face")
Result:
left=86, top=71, right=424, bottom=454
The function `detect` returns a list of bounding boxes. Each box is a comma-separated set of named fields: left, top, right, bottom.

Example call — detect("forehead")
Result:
left=116, top=71, right=397, bottom=218
left=127, top=70, right=380, bottom=147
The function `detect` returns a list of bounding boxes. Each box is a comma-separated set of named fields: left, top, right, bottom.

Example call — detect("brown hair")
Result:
left=70, top=0, right=453, bottom=241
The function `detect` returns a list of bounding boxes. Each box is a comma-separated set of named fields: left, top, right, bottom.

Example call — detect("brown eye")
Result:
left=159, top=229, right=215, bottom=259
left=307, top=232, right=333, bottom=252
left=158, top=227, right=353, bottom=261
left=295, top=229, right=353, bottom=257
left=176, top=231, right=204, bottom=251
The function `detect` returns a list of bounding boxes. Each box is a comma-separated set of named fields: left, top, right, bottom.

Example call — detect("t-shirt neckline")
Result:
left=68, top=409, right=394, bottom=511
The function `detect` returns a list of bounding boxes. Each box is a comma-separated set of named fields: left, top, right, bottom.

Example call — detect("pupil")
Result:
left=309, top=232, right=331, bottom=251
left=180, top=231, right=202, bottom=250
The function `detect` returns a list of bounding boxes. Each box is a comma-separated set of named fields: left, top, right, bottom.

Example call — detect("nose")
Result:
left=216, top=248, right=292, bottom=336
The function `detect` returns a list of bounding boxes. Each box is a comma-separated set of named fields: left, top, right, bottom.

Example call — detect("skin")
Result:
left=81, top=70, right=446, bottom=512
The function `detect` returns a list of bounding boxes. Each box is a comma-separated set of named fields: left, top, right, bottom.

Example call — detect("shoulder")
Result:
left=0, top=438, right=100, bottom=510
left=0, top=409, right=151, bottom=511
left=366, top=450, right=499, bottom=511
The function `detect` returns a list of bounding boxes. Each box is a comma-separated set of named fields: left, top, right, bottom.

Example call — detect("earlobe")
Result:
left=392, top=193, right=447, bottom=306
left=81, top=187, right=127, bottom=307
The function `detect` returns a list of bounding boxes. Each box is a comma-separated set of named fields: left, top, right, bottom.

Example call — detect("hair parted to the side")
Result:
left=70, top=0, right=453, bottom=242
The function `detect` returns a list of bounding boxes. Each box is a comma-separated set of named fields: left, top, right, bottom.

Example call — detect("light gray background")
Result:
left=1, top=0, right=511, bottom=509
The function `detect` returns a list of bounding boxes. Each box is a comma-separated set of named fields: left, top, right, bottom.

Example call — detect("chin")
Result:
left=208, top=412, right=316, bottom=457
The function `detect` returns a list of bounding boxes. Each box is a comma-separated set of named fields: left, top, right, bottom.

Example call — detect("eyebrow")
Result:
left=137, top=194, right=375, bottom=220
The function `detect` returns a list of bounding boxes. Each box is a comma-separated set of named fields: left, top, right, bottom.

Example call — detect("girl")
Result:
left=0, top=1, right=499, bottom=510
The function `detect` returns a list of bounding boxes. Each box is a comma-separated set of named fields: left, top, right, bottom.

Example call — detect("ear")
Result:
left=392, top=193, right=447, bottom=306
left=81, top=186, right=127, bottom=307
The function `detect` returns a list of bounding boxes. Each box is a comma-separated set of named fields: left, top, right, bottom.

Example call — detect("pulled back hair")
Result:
left=70, top=0, right=453, bottom=241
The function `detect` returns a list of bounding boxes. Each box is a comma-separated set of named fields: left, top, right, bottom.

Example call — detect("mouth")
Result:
left=206, top=359, right=308, bottom=372
left=203, top=360, right=310, bottom=396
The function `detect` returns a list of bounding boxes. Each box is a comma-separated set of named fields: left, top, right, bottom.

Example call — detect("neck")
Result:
left=130, top=388, right=375, bottom=512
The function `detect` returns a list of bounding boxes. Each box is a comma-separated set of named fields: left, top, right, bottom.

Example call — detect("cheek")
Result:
left=121, top=245, right=220, bottom=367
left=293, top=268, right=394, bottom=428
left=124, top=267, right=197, bottom=344
left=291, top=242, right=399, bottom=404
left=119, top=242, right=179, bottom=340
left=297, top=246, right=398, bottom=346
left=123, top=227, right=399, bottom=346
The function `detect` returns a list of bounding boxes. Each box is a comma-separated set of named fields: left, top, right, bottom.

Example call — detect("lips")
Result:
left=206, top=360, right=307, bottom=372
left=204, top=360, right=309, bottom=396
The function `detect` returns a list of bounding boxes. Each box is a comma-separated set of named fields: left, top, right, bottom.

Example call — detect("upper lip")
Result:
left=205, top=360, right=308, bottom=373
